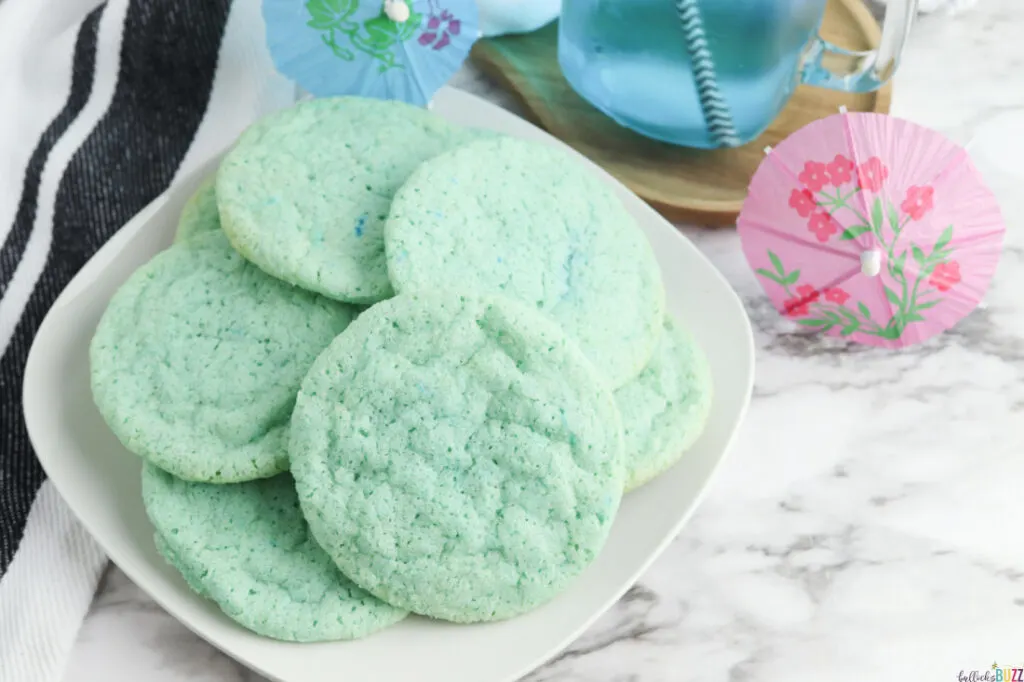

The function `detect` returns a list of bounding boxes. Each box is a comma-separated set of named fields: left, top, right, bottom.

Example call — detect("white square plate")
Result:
left=23, top=87, right=754, bottom=682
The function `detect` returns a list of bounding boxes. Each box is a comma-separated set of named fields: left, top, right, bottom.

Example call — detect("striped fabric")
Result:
left=0, top=1, right=292, bottom=679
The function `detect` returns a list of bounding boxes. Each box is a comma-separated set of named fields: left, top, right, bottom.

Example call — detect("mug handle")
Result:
left=800, top=0, right=917, bottom=92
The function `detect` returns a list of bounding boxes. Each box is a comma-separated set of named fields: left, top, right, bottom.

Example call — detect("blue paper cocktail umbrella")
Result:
left=264, top=0, right=478, bottom=106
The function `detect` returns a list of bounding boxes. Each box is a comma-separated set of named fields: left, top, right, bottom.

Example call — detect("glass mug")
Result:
left=558, top=0, right=916, bottom=149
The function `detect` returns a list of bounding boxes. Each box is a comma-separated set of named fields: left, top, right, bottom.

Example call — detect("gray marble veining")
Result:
left=63, top=2, right=1024, bottom=679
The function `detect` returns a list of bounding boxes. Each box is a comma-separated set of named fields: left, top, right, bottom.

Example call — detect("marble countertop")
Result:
left=63, top=2, right=1024, bottom=680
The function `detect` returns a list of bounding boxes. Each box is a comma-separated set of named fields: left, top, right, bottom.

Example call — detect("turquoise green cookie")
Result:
left=173, top=177, right=220, bottom=243
left=90, top=230, right=356, bottom=483
left=142, top=463, right=407, bottom=641
left=615, top=316, right=713, bottom=491
left=289, top=291, right=625, bottom=623
left=216, top=97, right=488, bottom=304
left=385, top=136, right=665, bottom=388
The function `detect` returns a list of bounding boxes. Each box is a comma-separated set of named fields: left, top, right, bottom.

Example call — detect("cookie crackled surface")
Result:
left=142, top=464, right=407, bottom=641
left=89, top=230, right=356, bottom=482
left=289, top=292, right=625, bottom=623
left=384, top=136, right=665, bottom=387
left=615, top=316, right=713, bottom=491
left=216, top=97, right=489, bottom=304
left=174, top=177, right=220, bottom=243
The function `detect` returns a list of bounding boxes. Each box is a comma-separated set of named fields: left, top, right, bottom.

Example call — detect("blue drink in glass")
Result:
left=558, top=0, right=915, bottom=149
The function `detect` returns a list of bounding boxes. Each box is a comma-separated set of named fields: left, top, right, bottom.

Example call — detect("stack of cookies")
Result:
left=89, top=97, right=713, bottom=642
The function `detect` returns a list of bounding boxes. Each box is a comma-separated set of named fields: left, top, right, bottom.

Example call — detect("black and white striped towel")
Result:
left=0, top=1, right=290, bottom=679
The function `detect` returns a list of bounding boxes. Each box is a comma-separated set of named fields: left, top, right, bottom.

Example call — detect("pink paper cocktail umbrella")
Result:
left=739, top=111, right=1004, bottom=348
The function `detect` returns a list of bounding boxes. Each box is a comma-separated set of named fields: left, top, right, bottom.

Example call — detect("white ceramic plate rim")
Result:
left=23, top=87, right=755, bottom=682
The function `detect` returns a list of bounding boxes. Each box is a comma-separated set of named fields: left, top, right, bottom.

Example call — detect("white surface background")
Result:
left=63, top=2, right=1024, bottom=680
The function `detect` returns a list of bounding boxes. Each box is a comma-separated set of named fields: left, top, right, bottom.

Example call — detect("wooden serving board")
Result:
left=471, top=0, right=892, bottom=226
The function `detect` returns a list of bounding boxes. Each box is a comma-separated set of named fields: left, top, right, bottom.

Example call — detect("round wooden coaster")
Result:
left=471, top=0, right=892, bottom=226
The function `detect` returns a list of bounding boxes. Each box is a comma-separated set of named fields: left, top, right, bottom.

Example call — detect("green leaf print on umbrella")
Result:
left=759, top=193, right=963, bottom=342
left=310, top=0, right=424, bottom=71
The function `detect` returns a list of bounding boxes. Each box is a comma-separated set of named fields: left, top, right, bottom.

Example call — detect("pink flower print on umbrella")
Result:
left=783, top=296, right=812, bottom=317
left=783, top=284, right=819, bottom=317
left=789, top=189, right=817, bottom=217
left=826, top=154, right=855, bottom=186
left=807, top=210, right=839, bottom=242
left=795, top=284, right=820, bottom=301
left=419, top=9, right=461, bottom=50
left=738, top=111, right=1005, bottom=348
left=798, top=161, right=829, bottom=192
left=824, top=287, right=850, bottom=305
left=901, top=185, right=934, bottom=220
left=856, top=156, right=888, bottom=192
left=929, top=260, right=961, bottom=292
